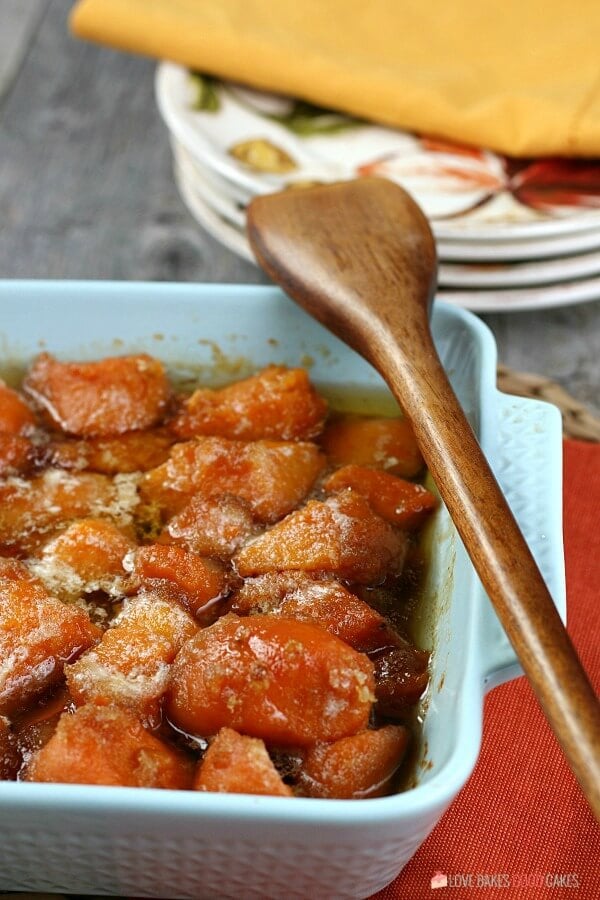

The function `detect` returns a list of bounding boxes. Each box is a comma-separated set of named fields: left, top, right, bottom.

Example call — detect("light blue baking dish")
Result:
left=0, top=281, right=564, bottom=899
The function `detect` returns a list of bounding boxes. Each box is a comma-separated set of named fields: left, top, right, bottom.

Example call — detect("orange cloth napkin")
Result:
left=373, top=439, right=600, bottom=900
left=70, top=0, right=600, bottom=158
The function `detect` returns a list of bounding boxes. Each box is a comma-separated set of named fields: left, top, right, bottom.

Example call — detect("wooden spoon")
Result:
left=247, top=177, right=600, bottom=819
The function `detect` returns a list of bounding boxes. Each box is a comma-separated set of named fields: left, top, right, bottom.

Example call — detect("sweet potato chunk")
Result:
left=194, top=727, right=292, bottom=796
left=31, top=518, right=135, bottom=601
left=0, top=381, right=36, bottom=434
left=324, top=465, right=437, bottom=530
left=167, top=614, right=375, bottom=746
left=130, top=545, right=228, bottom=619
left=159, top=493, right=260, bottom=559
left=141, top=437, right=325, bottom=522
left=24, top=353, right=170, bottom=437
left=66, top=593, right=198, bottom=724
left=0, top=433, right=32, bottom=475
left=171, top=366, right=328, bottom=442
left=0, top=564, right=101, bottom=716
left=373, top=644, right=430, bottom=717
left=11, top=685, right=73, bottom=767
left=47, top=429, right=174, bottom=474
left=320, top=415, right=423, bottom=477
left=0, top=469, right=139, bottom=555
left=25, top=704, right=193, bottom=788
left=298, top=726, right=409, bottom=799
left=235, top=492, right=408, bottom=584
left=231, top=572, right=396, bottom=652
left=0, top=715, right=19, bottom=780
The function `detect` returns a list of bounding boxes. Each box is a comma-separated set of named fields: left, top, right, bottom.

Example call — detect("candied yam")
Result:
left=373, top=644, right=430, bottom=718
left=0, top=715, right=19, bottom=780
left=0, top=557, right=38, bottom=582
left=0, top=433, right=32, bottom=475
left=31, top=518, right=136, bottom=602
left=0, top=574, right=100, bottom=716
left=24, top=353, right=171, bottom=437
left=25, top=704, right=193, bottom=788
left=0, top=381, right=36, bottom=434
left=324, top=465, right=437, bottom=530
left=66, top=593, right=198, bottom=724
left=172, top=365, right=328, bottom=442
left=167, top=614, right=375, bottom=746
left=11, top=685, right=73, bottom=768
left=298, top=726, right=409, bottom=799
left=320, top=415, right=423, bottom=477
left=159, top=493, right=260, bottom=559
left=194, top=727, right=292, bottom=797
left=47, top=429, right=175, bottom=474
left=231, top=572, right=395, bottom=652
left=130, top=545, right=228, bottom=619
left=0, top=469, right=139, bottom=555
left=235, top=492, right=408, bottom=584
left=141, top=437, right=325, bottom=522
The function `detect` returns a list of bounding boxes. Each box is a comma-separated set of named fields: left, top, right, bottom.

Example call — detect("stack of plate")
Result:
left=156, top=63, right=600, bottom=313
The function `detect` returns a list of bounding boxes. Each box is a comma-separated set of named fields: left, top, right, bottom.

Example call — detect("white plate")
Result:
left=440, top=249, right=600, bottom=288
left=174, top=138, right=600, bottom=281
left=156, top=62, right=600, bottom=244
left=438, top=278, right=600, bottom=312
left=173, top=165, right=600, bottom=313
left=437, top=228, right=600, bottom=262
left=175, top=164, right=255, bottom=262
left=171, top=130, right=600, bottom=270
left=173, top=140, right=247, bottom=229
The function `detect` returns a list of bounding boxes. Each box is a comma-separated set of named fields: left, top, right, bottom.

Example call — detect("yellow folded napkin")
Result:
left=71, top=0, right=600, bottom=158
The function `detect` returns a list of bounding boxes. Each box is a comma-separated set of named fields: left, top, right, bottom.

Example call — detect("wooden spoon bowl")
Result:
left=247, top=177, right=600, bottom=819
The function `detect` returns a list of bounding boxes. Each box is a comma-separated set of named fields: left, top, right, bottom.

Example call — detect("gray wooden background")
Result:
left=1, top=0, right=598, bottom=415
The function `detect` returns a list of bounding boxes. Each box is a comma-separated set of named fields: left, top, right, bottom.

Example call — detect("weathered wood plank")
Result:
left=0, top=0, right=49, bottom=101
left=482, top=306, right=600, bottom=417
left=0, top=0, right=597, bottom=415
left=0, top=0, right=265, bottom=286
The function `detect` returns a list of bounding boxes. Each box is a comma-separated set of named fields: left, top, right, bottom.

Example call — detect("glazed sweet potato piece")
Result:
left=0, top=381, right=36, bottom=434
left=31, top=518, right=136, bottom=601
left=159, top=493, right=260, bottom=559
left=0, top=715, right=19, bottom=780
left=130, top=545, right=228, bottom=619
left=66, top=593, right=198, bottom=724
left=320, top=415, right=423, bottom=477
left=324, top=465, right=438, bottom=530
left=0, top=561, right=101, bottom=716
left=297, top=726, right=409, bottom=799
left=0, top=469, right=139, bottom=555
left=231, top=572, right=397, bottom=652
left=167, top=614, right=375, bottom=746
left=24, top=353, right=170, bottom=437
left=25, top=704, right=193, bottom=788
left=194, top=727, right=292, bottom=796
left=171, top=365, right=328, bottom=442
left=235, top=492, right=408, bottom=584
left=0, top=433, right=32, bottom=475
left=373, top=644, right=430, bottom=717
left=47, top=429, right=175, bottom=474
left=141, top=437, right=325, bottom=522
left=11, top=685, right=73, bottom=768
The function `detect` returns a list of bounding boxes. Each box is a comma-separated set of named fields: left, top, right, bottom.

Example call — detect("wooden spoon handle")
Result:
left=374, top=334, right=600, bottom=819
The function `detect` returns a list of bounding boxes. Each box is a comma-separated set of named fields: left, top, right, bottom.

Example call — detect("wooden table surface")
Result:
left=1, top=0, right=598, bottom=415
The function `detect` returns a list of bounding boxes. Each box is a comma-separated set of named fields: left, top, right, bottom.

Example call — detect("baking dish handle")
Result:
left=478, top=392, right=566, bottom=692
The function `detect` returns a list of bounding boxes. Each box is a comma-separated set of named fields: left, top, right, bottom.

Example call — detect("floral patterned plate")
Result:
left=156, top=63, right=600, bottom=244
left=174, top=136, right=600, bottom=283
left=173, top=162, right=600, bottom=312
